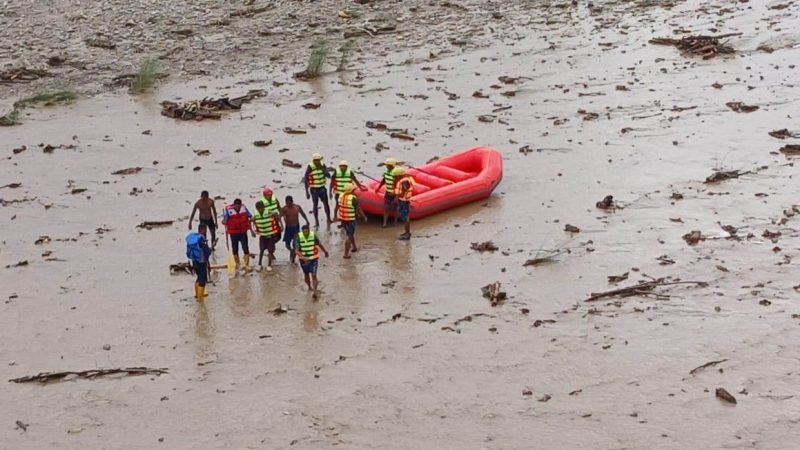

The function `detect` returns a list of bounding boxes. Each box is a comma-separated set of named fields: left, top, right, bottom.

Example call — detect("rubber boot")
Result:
left=197, top=285, right=206, bottom=300
left=243, top=254, right=251, bottom=270
left=194, top=282, right=200, bottom=300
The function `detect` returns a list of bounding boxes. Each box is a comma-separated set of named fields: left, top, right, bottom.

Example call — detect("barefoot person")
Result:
left=304, top=153, right=331, bottom=228
left=188, top=191, right=218, bottom=249
left=374, top=158, right=398, bottom=227
left=186, top=224, right=212, bottom=301
left=280, top=195, right=309, bottom=264
left=330, top=160, right=364, bottom=220
left=295, top=224, right=329, bottom=293
left=222, top=198, right=254, bottom=270
left=393, top=167, right=416, bottom=240
left=337, top=184, right=367, bottom=258
left=251, top=200, right=281, bottom=271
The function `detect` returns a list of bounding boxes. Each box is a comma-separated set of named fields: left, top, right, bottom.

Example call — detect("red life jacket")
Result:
left=224, top=204, right=250, bottom=235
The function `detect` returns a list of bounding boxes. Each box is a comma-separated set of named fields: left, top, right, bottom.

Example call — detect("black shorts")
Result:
left=259, top=235, right=278, bottom=253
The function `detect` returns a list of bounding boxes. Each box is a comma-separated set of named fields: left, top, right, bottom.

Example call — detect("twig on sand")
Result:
left=689, top=359, right=728, bottom=376
left=585, top=280, right=708, bottom=302
left=9, top=367, right=168, bottom=384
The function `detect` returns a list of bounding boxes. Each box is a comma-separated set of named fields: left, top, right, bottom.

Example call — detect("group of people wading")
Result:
left=185, top=154, right=416, bottom=299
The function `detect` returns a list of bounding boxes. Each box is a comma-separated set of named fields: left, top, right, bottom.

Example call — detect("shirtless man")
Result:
left=188, top=191, right=218, bottom=249
left=280, top=195, right=310, bottom=264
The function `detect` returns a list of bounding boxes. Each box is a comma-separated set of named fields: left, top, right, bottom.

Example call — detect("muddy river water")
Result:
left=2, top=1, right=800, bottom=449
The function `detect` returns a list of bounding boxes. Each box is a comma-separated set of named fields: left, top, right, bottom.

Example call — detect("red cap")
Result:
left=262, top=187, right=273, bottom=198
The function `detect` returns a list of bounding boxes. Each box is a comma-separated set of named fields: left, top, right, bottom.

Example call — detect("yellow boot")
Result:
left=194, top=282, right=200, bottom=300
left=197, top=285, right=207, bottom=300
left=243, top=254, right=251, bottom=270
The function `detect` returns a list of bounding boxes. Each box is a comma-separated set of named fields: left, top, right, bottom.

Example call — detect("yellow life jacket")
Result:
left=334, top=168, right=352, bottom=194
left=307, top=163, right=326, bottom=188
left=338, top=193, right=356, bottom=221
left=297, top=231, right=319, bottom=260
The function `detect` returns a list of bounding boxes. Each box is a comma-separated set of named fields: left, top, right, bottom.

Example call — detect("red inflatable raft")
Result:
left=356, top=147, right=503, bottom=220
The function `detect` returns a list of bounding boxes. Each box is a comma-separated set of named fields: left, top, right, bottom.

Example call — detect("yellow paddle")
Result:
left=225, top=233, right=235, bottom=275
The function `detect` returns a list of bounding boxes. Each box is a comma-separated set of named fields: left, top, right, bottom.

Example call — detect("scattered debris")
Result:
left=0, top=67, right=49, bottom=83
left=15, top=420, right=28, bottom=432
left=302, top=103, right=321, bottom=109
left=390, top=131, right=415, bottom=141
left=161, top=91, right=264, bottom=121
left=253, top=140, right=273, bottom=147
left=112, top=167, right=142, bottom=176
left=768, top=129, right=800, bottom=139
left=682, top=231, right=703, bottom=246
left=779, top=144, right=800, bottom=156
left=481, top=282, right=507, bottom=306
left=649, top=34, right=738, bottom=59
left=283, top=127, right=307, bottom=135
left=715, top=387, right=737, bottom=405
left=137, top=220, right=174, bottom=229
left=270, top=304, right=289, bottom=316
left=282, top=159, right=302, bottom=169
left=6, top=260, right=29, bottom=268
left=596, top=195, right=616, bottom=210
left=9, top=367, right=168, bottom=384
left=564, top=224, right=580, bottom=233
left=657, top=255, right=675, bottom=265
left=532, top=319, right=556, bottom=327
left=726, top=102, right=759, bottom=113
left=470, top=241, right=498, bottom=252
left=689, top=359, right=728, bottom=376
left=607, top=272, right=629, bottom=284
left=705, top=169, right=751, bottom=184
left=585, top=280, right=708, bottom=302
left=169, top=262, right=193, bottom=275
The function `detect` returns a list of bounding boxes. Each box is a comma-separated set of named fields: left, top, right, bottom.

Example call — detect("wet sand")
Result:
left=2, top=1, right=800, bottom=449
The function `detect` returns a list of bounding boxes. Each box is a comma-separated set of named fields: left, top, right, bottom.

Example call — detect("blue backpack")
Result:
left=186, top=233, right=204, bottom=262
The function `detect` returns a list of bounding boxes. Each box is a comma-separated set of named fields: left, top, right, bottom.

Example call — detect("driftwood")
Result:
left=585, top=280, right=708, bottom=302
left=161, top=90, right=265, bottom=121
left=9, top=367, right=168, bottom=384
left=689, top=359, right=728, bottom=376
left=649, top=33, right=739, bottom=59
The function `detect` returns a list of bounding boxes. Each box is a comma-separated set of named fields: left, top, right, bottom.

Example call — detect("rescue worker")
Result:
left=188, top=190, right=218, bottom=249
left=280, top=195, right=309, bottom=264
left=337, top=184, right=367, bottom=259
left=393, top=167, right=416, bottom=240
left=330, top=160, right=365, bottom=220
left=261, top=187, right=281, bottom=217
left=303, top=153, right=331, bottom=228
left=295, top=224, right=329, bottom=293
left=222, top=198, right=254, bottom=270
left=251, top=200, right=281, bottom=271
left=374, top=157, right=398, bottom=227
left=186, top=224, right=212, bottom=300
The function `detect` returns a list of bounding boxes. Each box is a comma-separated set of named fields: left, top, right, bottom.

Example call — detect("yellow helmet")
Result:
left=385, top=157, right=397, bottom=166
left=343, top=183, right=356, bottom=193
left=392, top=166, right=405, bottom=176
left=312, top=153, right=323, bottom=161
left=339, top=160, right=348, bottom=166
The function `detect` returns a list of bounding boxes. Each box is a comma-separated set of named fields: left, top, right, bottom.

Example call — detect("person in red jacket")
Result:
left=222, top=198, right=254, bottom=270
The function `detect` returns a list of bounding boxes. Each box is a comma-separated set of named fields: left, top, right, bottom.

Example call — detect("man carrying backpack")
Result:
left=186, top=224, right=212, bottom=300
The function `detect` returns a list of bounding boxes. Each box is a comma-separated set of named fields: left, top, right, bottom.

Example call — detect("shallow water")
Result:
left=2, top=1, right=800, bottom=449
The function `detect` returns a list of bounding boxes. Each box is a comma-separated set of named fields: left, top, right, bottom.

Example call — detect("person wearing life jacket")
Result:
left=295, top=224, right=330, bottom=293
left=261, top=187, right=281, bottom=218
left=303, top=153, right=332, bottom=228
left=222, top=198, right=254, bottom=270
left=251, top=200, right=282, bottom=271
left=186, top=224, right=212, bottom=300
left=374, top=157, right=398, bottom=227
left=337, top=184, right=367, bottom=259
left=329, top=160, right=365, bottom=220
left=393, top=167, right=416, bottom=240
